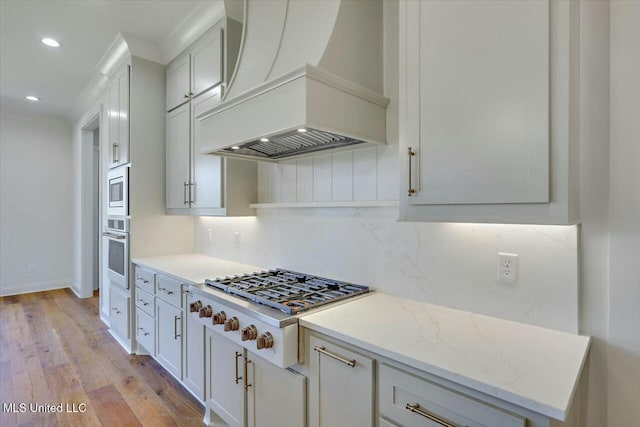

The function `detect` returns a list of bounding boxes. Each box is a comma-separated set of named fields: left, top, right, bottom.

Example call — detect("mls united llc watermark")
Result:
left=2, top=402, right=87, bottom=413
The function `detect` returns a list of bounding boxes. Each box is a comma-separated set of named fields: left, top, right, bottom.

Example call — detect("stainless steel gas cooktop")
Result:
left=204, top=268, right=370, bottom=315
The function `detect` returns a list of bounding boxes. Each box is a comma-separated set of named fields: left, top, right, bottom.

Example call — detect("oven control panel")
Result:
left=189, top=292, right=298, bottom=368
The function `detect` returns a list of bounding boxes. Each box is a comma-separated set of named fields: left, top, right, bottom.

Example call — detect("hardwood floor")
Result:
left=0, top=289, right=205, bottom=427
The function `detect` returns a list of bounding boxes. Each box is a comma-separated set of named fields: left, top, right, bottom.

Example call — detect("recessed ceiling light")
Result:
left=25, top=96, right=40, bottom=101
left=231, top=146, right=240, bottom=150
left=260, top=138, right=269, bottom=142
left=41, top=38, right=61, bottom=48
left=297, top=128, right=307, bottom=133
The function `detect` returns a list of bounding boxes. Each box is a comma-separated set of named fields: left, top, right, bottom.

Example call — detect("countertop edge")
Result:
left=132, top=257, right=201, bottom=285
left=299, top=318, right=584, bottom=421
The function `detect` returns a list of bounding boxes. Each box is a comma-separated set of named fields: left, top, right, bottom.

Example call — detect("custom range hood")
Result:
left=197, top=0, right=390, bottom=160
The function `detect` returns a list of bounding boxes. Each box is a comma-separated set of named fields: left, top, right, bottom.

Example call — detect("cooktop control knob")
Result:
left=190, top=300, right=203, bottom=313
left=241, top=325, right=258, bottom=341
left=212, top=311, right=227, bottom=325
left=256, top=332, right=274, bottom=350
left=224, top=316, right=240, bottom=331
left=199, top=305, right=213, bottom=318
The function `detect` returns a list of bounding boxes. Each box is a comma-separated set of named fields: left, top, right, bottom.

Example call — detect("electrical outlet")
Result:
left=207, top=229, right=213, bottom=243
left=27, top=264, right=36, bottom=273
left=497, top=253, right=518, bottom=284
left=233, top=231, right=241, bottom=249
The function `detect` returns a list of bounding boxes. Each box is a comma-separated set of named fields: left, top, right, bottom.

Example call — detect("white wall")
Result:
left=195, top=212, right=579, bottom=333
left=607, top=2, right=640, bottom=424
left=0, top=111, right=73, bottom=295
left=578, top=2, right=610, bottom=426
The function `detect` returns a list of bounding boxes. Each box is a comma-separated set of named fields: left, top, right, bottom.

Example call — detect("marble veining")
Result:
left=300, top=293, right=590, bottom=421
left=195, top=207, right=579, bottom=333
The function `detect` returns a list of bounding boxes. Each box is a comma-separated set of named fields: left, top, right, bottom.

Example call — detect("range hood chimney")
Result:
left=197, top=0, right=389, bottom=160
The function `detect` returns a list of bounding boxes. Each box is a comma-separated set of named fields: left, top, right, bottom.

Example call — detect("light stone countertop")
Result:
left=132, top=253, right=266, bottom=285
left=299, top=292, right=590, bottom=421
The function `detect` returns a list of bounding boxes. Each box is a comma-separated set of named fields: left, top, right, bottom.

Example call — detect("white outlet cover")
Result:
left=498, top=252, right=518, bottom=284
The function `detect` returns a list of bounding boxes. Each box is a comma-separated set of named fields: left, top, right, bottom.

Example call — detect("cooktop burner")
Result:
left=205, top=269, right=369, bottom=315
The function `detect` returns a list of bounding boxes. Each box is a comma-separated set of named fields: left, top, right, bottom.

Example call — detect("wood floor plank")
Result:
left=128, top=356, right=204, bottom=425
left=54, top=390, right=102, bottom=427
left=86, top=384, right=141, bottom=427
left=22, top=302, right=68, bottom=369
left=1, top=289, right=205, bottom=427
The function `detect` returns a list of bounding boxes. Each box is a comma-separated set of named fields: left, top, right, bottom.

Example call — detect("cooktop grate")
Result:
left=205, top=269, right=369, bottom=314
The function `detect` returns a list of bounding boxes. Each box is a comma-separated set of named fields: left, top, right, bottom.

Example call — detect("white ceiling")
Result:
left=0, top=0, right=203, bottom=120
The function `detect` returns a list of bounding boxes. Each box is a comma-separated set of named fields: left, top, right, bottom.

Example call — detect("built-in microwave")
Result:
left=108, top=165, right=129, bottom=216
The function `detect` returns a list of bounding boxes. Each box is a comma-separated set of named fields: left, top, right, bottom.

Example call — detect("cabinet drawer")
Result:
left=136, top=308, right=155, bottom=354
left=379, top=364, right=525, bottom=427
left=109, top=287, right=130, bottom=340
left=134, top=266, right=155, bottom=295
left=135, top=287, right=155, bottom=317
left=155, top=274, right=182, bottom=307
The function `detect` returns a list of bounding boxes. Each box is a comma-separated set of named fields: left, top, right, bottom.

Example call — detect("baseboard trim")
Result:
left=0, top=280, right=70, bottom=297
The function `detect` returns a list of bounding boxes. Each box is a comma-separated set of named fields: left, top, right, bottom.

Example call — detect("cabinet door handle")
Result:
left=137, top=327, right=150, bottom=336
left=158, top=286, right=173, bottom=295
left=244, top=357, right=252, bottom=391
left=111, top=307, right=121, bottom=314
left=405, top=404, right=459, bottom=427
left=234, top=351, right=242, bottom=384
left=188, top=182, right=195, bottom=205
left=173, top=315, right=181, bottom=339
left=313, top=346, right=356, bottom=367
left=183, top=93, right=190, bottom=99
left=407, top=147, right=416, bottom=196
left=183, top=182, right=189, bottom=205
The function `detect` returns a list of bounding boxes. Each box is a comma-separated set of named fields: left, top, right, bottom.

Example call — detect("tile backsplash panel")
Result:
left=195, top=207, right=578, bottom=333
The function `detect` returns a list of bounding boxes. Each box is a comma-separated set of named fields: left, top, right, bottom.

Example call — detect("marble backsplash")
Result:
left=195, top=207, right=578, bottom=333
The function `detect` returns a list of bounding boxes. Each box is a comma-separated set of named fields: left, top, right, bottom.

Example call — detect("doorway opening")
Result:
left=80, top=113, right=101, bottom=299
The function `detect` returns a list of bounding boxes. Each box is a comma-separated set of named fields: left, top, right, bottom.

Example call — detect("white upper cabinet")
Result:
left=108, top=64, right=130, bottom=168
left=399, top=0, right=579, bottom=224
left=166, top=103, right=191, bottom=210
left=165, top=17, right=256, bottom=216
left=166, top=53, right=191, bottom=112
left=191, top=28, right=223, bottom=98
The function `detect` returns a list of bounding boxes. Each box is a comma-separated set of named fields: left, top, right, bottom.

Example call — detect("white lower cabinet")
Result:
left=206, top=329, right=305, bottom=427
left=208, top=330, right=245, bottom=427
left=379, top=364, right=525, bottom=427
left=109, top=286, right=130, bottom=341
left=135, top=308, right=155, bottom=354
left=183, top=290, right=205, bottom=401
left=156, top=298, right=182, bottom=379
left=308, top=334, right=374, bottom=427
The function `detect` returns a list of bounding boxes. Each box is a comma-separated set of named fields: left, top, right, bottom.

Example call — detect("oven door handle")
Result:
left=102, top=232, right=126, bottom=240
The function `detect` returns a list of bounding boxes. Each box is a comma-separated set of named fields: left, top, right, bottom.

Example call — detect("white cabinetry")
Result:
left=183, top=290, right=205, bottom=401
left=109, top=286, right=130, bottom=341
left=166, top=86, right=257, bottom=216
left=166, top=18, right=242, bottom=113
left=399, top=0, right=579, bottom=224
left=379, top=364, right=525, bottom=427
left=166, top=52, right=191, bottom=113
left=156, top=298, right=182, bottom=379
left=155, top=275, right=183, bottom=379
left=307, top=334, right=374, bottom=427
left=108, top=64, right=130, bottom=168
left=206, top=330, right=305, bottom=427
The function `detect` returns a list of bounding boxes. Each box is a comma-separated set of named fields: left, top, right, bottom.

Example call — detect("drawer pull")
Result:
left=111, top=307, right=121, bottom=314
left=405, top=403, right=458, bottom=427
left=158, top=286, right=174, bottom=295
left=137, top=327, right=149, bottom=337
left=137, top=298, right=149, bottom=306
left=313, top=346, right=356, bottom=367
